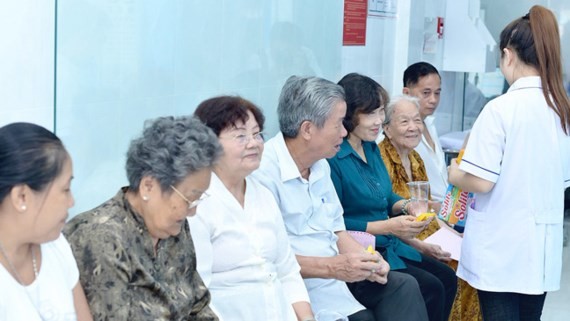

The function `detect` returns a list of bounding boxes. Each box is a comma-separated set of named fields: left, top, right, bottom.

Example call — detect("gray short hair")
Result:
left=383, top=95, right=420, bottom=126
left=126, top=116, right=222, bottom=192
left=278, top=76, right=345, bottom=138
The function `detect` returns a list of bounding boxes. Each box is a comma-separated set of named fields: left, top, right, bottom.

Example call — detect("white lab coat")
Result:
left=458, top=76, right=570, bottom=294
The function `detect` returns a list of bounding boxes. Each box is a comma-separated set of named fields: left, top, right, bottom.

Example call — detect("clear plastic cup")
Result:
left=406, top=181, right=430, bottom=215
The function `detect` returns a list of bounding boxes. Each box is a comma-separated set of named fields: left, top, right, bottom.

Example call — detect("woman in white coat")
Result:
left=448, top=5, right=570, bottom=321
left=190, top=96, right=314, bottom=321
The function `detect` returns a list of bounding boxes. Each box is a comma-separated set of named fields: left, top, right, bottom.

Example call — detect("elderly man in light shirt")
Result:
left=402, top=62, right=448, bottom=202
left=253, top=75, right=428, bottom=321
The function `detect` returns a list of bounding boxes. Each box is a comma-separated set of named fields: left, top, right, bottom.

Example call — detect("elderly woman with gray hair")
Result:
left=381, top=96, right=483, bottom=321
left=328, top=76, right=457, bottom=321
left=64, top=116, right=222, bottom=321
left=380, top=95, right=434, bottom=202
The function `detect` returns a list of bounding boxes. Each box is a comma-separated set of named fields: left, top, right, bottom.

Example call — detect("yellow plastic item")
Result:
left=416, top=212, right=436, bottom=222
left=366, top=245, right=375, bottom=254
left=457, top=149, right=465, bottom=163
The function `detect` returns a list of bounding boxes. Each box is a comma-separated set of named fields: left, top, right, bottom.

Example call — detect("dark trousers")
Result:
left=477, top=290, right=547, bottom=321
left=400, top=255, right=458, bottom=321
left=347, top=270, right=429, bottom=321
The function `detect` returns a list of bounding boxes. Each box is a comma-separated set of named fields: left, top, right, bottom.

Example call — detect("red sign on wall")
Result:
left=343, top=0, right=368, bottom=46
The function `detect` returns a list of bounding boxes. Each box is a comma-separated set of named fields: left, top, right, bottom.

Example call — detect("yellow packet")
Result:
left=438, top=149, right=471, bottom=228
left=366, top=245, right=375, bottom=254
left=416, top=212, right=436, bottom=222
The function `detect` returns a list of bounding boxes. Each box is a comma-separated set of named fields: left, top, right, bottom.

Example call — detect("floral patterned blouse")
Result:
left=379, top=139, right=482, bottom=321
left=64, top=188, right=218, bottom=321
left=378, top=137, right=429, bottom=200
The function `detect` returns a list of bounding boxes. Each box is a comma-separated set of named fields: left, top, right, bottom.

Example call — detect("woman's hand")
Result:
left=386, top=216, right=429, bottom=240
left=416, top=241, right=451, bottom=262
left=366, top=252, right=391, bottom=285
left=447, top=158, right=461, bottom=183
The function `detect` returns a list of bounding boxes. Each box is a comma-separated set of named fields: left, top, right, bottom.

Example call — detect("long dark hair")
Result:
left=500, top=5, right=570, bottom=134
left=0, top=123, right=69, bottom=201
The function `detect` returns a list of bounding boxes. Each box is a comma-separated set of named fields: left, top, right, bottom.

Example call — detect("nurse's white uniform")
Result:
left=458, top=76, right=570, bottom=294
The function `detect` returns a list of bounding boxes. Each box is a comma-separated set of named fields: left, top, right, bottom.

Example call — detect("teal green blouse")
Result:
left=327, top=139, right=421, bottom=270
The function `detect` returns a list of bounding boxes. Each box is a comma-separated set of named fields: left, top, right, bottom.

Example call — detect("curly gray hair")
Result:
left=278, top=76, right=345, bottom=138
left=126, top=116, right=222, bottom=192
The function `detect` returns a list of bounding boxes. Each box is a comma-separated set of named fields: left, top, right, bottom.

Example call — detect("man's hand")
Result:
left=331, top=251, right=389, bottom=284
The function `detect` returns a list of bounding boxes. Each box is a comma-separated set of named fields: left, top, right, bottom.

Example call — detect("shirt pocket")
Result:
left=532, top=208, right=563, bottom=225
left=460, top=207, right=487, bottom=273
left=309, top=203, right=343, bottom=231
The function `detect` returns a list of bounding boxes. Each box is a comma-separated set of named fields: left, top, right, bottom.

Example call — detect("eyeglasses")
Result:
left=170, top=185, right=209, bottom=209
left=221, top=132, right=264, bottom=145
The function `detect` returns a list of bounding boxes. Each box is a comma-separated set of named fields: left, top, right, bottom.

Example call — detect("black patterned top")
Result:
left=64, top=188, right=218, bottom=321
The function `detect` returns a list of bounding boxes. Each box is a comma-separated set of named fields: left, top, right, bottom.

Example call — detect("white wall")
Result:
left=0, top=1, right=55, bottom=130
left=482, top=0, right=570, bottom=85
left=341, top=0, right=411, bottom=97
left=406, top=0, right=463, bottom=135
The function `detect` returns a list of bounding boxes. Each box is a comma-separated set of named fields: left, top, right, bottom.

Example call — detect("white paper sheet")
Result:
left=423, top=225, right=463, bottom=261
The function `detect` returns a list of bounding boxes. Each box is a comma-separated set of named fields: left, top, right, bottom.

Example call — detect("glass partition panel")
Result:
left=55, top=0, right=343, bottom=215
left=463, top=69, right=505, bottom=130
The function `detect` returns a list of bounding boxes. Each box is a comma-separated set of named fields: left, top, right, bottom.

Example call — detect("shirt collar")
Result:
left=272, top=132, right=304, bottom=182
left=119, top=187, right=149, bottom=233
left=507, top=76, right=542, bottom=92
left=206, top=172, right=224, bottom=195
left=272, top=132, right=329, bottom=183
left=381, top=138, right=423, bottom=172
left=336, top=138, right=378, bottom=161
left=336, top=139, right=355, bottom=159
left=424, top=115, right=435, bottom=126
left=381, top=138, right=403, bottom=165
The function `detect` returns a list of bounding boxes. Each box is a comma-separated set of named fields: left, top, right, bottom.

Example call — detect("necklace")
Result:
left=0, top=240, right=45, bottom=321
left=0, top=241, right=38, bottom=284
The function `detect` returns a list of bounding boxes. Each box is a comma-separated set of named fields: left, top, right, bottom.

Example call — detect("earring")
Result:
left=142, top=196, right=148, bottom=201
left=21, top=205, right=27, bottom=211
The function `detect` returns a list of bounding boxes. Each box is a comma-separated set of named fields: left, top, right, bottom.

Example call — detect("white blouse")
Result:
left=190, top=173, right=310, bottom=321
left=0, top=234, right=79, bottom=321
left=415, top=116, right=449, bottom=202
